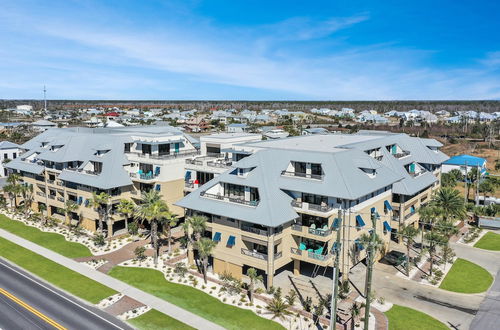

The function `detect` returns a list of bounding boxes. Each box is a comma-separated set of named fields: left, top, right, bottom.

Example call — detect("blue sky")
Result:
left=1, top=0, right=499, bottom=100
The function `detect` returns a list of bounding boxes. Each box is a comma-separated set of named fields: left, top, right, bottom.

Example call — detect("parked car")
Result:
left=383, top=250, right=407, bottom=266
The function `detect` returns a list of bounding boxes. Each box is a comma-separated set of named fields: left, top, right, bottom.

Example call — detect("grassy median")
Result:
left=109, top=266, right=283, bottom=330
left=474, top=232, right=500, bottom=251
left=0, top=237, right=115, bottom=303
left=128, top=309, right=195, bottom=330
left=0, top=214, right=92, bottom=258
left=385, top=304, right=448, bottom=330
left=439, top=258, right=493, bottom=293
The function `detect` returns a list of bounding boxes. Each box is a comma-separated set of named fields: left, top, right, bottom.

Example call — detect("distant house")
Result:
left=227, top=123, right=249, bottom=133
left=442, top=154, right=487, bottom=176
left=0, top=141, right=21, bottom=177
left=302, top=127, right=329, bottom=135
left=104, top=112, right=120, bottom=118
left=31, top=120, right=57, bottom=131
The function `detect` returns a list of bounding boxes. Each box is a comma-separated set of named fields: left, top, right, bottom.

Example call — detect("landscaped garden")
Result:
left=108, top=266, right=284, bottom=330
left=439, top=258, right=493, bottom=293
left=0, top=237, right=116, bottom=303
left=384, top=304, right=448, bottom=330
left=0, top=214, right=92, bottom=258
left=474, top=232, right=500, bottom=251
left=127, top=309, right=194, bottom=330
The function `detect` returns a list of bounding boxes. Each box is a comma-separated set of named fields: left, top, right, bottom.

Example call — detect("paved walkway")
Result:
left=470, top=267, right=500, bottom=330
left=0, top=229, right=223, bottom=330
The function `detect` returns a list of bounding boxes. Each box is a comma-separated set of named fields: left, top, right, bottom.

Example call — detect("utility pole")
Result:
left=330, top=209, right=343, bottom=330
left=464, top=161, right=468, bottom=204
left=43, top=85, right=47, bottom=112
left=475, top=164, right=480, bottom=206
left=363, top=212, right=377, bottom=330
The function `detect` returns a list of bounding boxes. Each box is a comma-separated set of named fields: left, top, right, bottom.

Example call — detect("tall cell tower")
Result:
left=43, top=85, right=47, bottom=111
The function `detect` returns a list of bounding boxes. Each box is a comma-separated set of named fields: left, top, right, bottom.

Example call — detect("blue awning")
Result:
left=184, top=171, right=191, bottom=181
left=155, top=166, right=161, bottom=175
left=331, top=242, right=341, bottom=253
left=213, top=232, right=221, bottom=242
left=77, top=196, right=83, bottom=205
left=356, top=215, right=365, bottom=227
left=332, top=217, right=340, bottom=229
left=371, top=207, right=376, bottom=214
left=383, top=221, right=392, bottom=232
left=355, top=239, right=364, bottom=251
left=84, top=199, right=90, bottom=206
left=155, top=184, right=161, bottom=191
left=227, top=235, right=236, bottom=246
left=384, top=200, right=393, bottom=211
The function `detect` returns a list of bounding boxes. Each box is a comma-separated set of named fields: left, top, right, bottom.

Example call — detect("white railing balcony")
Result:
left=281, top=170, right=324, bottom=180
left=241, top=248, right=267, bottom=260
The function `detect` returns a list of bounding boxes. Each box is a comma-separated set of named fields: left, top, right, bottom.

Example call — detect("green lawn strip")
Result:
left=109, top=266, right=284, bottom=330
left=0, top=214, right=92, bottom=258
left=474, top=232, right=500, bottom=251
left=128, top=309, right=194, bottom=330
left=439, top=258, right=493, bottom=293
left=384, top=304, right=448, bottom=330
left=0, top=237, right=116, bottom=303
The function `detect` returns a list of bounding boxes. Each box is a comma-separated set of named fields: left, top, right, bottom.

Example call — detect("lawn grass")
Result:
left=385, top=304, right=448, bottom=330
left=108, top=266, right=284, bottom=330
left=0, top=237, right=116, bottom=303
left=474, top=232, right=500, bottom=251
left=128, top=309, right=194, bottom=330
left=0, top=214, right=92, bottom=258
left=439, top=258, right=493, bottom=293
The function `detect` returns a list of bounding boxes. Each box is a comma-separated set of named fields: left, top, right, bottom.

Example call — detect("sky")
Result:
left=0, top=0, right=499, bottom=100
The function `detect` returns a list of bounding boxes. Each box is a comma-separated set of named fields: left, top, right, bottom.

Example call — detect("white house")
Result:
left=0, top=141, right=21, bottom=177
left=31, top=119, right=57, bottom=131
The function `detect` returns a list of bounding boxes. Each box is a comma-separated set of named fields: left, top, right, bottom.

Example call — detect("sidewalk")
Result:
left=0, top=229, right=223, bottom=330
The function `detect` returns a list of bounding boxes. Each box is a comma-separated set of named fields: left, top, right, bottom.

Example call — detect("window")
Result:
left=142, top=144, right=152, bottom=155
left=294, top=162, right=306, bottom=174
left=311, top=163, right=322, bottom=176
left=12, top=153, right=16, bottom=159
left=3, top=153, right=6, bottom=159
left=223, top=183, right=245, bottom=198
left=158, top=144, right=170, bottom=156
left=124, top=143, right=131, bottom=153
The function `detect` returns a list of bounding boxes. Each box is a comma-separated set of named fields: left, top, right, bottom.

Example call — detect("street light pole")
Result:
left=363, top=212, right=377, bottom=330
left=330, top=209, right=343, bottom=330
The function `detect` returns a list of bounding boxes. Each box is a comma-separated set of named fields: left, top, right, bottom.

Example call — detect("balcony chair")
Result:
left=299, top=242, right=307, bottom=250
left=315, top=247, right=324, bottom=255
left=310, top=223, right=316, bottom=230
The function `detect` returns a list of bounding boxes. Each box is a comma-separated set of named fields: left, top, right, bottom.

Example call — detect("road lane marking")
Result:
left=0, top=259, right=126, bottom=329
left=0, top=287, right=66, bottom=330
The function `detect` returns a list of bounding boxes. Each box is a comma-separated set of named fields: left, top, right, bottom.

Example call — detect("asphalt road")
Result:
left=470, top=267, right=500, bottom=330
left=0, top=258, right=133, bottom=330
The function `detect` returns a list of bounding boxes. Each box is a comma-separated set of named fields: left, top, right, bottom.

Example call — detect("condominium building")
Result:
left=176, top=131, right=448, bottom=286
left=7, top=126, right=199, bottom=236
left=184, top=133, right=262, bottom=194
left=0, top=141, right=21, bottom=177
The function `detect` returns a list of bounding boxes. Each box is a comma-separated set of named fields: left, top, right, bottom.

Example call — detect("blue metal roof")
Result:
left=444, top=154, right=486, bottom=167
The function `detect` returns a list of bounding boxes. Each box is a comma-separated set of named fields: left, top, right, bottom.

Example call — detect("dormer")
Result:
left=386, top=144, right=409, bottom=159
left=364, top=148, right=383, bottom=161
left=282, top=161, right=324, bottom=180
left=359, top=167, right=376, bottom=178
left=50, top=144, right=64, bottom=152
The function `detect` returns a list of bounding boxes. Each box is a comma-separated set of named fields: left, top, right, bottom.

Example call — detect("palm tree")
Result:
left=19, top=184, right=34, bottom=216
left=400, top=224, right=420, bottom=276
left=163, top=211, right=178, bottom=253
left=89, top=192, right=111, bottom=236
left=117, top=199, right=135, bottom=231
left=38, top=203, right=47, bottom=225
left=466, top=167, right=480, bottom=201
left=430, top=187, right=466, bottom=222
left=265, top=295, right=290, bottom=321
left=424, top=231, right=447, bottom=276
left=196, top=237, right=217, bottom=284
left=182, top=215, right=207, bottom=265
left=61, top=200, right=79, bottom=226
left=350, top=302, right=361, bottom=330
left=246, top=267, right=263, bottom=303
left=3, top=184, right=20, bottom=211
left=135, top=190, right=169, bottom=266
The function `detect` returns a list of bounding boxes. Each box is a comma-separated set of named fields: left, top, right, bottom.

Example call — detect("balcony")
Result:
left=48, top=195, right=56, bottom=200
left=129, top=172, right=158, bottom=181
left=128, top=150, right=200, bottom=160
left=308, top=227, right=332, bottom=237
left=291, top=247, right=302, bottom=255
left=36, top=192, right=46, bottom=197
left=281, top=170, right=323, bottom=180
left=47, top=179, right=55, bottom=184
left=241, top=248, right=267, bottom=260
left=57, top=197, right=65, bottom=203
left=307, top=251, right=331, bottom=262
left=291, top=200, right=334, bottom=213
left=241, top=224, right=268, bottom=236
left=200, top=191, right=259, bottom=207
left=206, top=160, right=232, bottom=169
left=185, top=181, right=195, bottom=188
left=292, top=223, right=302, bottom=231
left=185, top=159, right=203, bottom=166
left=393, top=150, right=410, bottom=159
